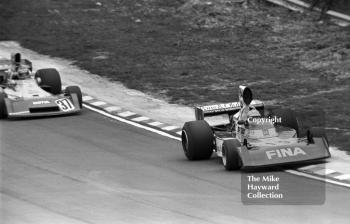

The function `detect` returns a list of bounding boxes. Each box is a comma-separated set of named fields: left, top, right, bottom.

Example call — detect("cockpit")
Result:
left=245, top=119, right=278, bottom=139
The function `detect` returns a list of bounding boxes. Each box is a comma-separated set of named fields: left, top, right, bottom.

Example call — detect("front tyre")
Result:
left=182, top=120, right=213, bottom=160
left=0, top=92, right=7, bottom=119
left=222, top=139, right=242, bottom=170
left=35, top=68, right=62, bottom=95
left=65, top=86, right=82, bottom=108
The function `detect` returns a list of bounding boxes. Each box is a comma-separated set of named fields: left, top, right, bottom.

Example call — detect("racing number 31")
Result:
left=55, top=98, right=75, bottom=112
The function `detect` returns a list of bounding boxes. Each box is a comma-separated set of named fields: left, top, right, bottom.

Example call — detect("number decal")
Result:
left=262, top=127, right=269, bottom=136
left=55, top=98, right=75, bottom=112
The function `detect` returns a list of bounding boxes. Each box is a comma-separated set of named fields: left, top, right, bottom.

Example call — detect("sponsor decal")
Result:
left=200, top=102, right=240, bottom=111
left=266, top=147, right=306, bottom=159
left=200, top=101, right=264, bottom=112
left=262, top=127, right=269, bottom=136
left=33, top=100, right=50, bottom=105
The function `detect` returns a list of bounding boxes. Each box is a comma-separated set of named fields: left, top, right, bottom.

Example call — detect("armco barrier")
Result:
left=266, top=0, right=350, bottom=26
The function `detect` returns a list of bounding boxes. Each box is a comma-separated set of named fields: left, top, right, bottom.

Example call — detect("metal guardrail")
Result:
left=266, top=0, right=350, bottom=26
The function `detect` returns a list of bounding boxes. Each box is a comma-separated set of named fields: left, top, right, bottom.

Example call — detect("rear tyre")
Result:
left=273, top=109, right=301, bottom=137
left=65, top=86, right=82, bottom=108
left=182, top=120, right=213, bottom=160
left=310, top=127, right=329, bottom=147
left=222, top=139, right=242, bottom=170
left=0, top=92, right=7, bottom=119
left=35, top=68, right=62, bottom=95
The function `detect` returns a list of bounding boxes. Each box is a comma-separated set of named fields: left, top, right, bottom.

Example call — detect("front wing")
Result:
left=4, top=94, right=81, bottom=118
left=238, top=138, right=331, bottom=169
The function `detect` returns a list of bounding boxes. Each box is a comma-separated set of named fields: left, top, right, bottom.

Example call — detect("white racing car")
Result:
left=181, top=86, right=330, bottom=170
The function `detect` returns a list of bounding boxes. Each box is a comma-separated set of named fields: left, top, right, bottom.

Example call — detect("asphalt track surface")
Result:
left=1, top=109, right=349, bottom=224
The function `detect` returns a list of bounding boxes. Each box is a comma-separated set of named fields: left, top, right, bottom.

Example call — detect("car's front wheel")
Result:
left=35, top=68, right=62, bottom=95
left=222, top=139, right=242, bottom=171
left=0, top=92, right=7, bottom=119
left=182, top=120, right=214, bottom=160
left=65, top=86, right=82, bottom=108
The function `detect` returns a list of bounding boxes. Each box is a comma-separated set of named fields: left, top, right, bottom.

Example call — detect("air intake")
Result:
left=29, top=106, right=60, bottom=113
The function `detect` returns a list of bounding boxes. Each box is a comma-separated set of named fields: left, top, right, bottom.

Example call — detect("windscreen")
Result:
left=246, top=121, right=278, bottom=139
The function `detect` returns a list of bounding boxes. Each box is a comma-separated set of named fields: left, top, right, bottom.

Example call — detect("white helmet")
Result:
left=17, top=67, right=30, bottom=79
left=247, top=109, right=261, bottom=117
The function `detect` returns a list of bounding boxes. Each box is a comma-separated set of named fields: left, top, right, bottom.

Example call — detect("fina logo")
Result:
left=266, top=147, right=306, bottom=159
left=33, top=100, right=50, bottom=105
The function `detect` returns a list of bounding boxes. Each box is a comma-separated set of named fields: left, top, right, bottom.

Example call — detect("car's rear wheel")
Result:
left=182, top=120, right=213, bottom=160
left=222, top=139, right=242, bottom=170
left=35, top=68, right=62, bottom=95
left=273, top=109, right=301, bottom=137
left=0, top=92, right=7, bottom=119
left=65, top=86, right=82, bottom=108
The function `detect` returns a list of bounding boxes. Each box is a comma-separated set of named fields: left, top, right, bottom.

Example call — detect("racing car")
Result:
left=0, top=53, right=82, bottom=118
left=181, top=85, right=330, bottom=170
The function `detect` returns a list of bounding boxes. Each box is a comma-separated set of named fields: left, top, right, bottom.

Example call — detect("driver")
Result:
left=16, top=67, right=30, bottom=80
left=237, top=85, right=261, bottom=124
left=234, top=85, right=262, bottom=142
left=7, top=53, right=30, bottom=81
left=235, top=106, right=261, bottom=140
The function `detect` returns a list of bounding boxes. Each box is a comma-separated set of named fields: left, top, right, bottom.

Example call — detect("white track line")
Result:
left=82, top=95, right=94, bottom=101
left=297, top=164, right=318, bottom=171
left=148, top=121, right=163, bottom=126
left=162, top=126, right=179, bottom=131
left=117, top=111, right=136, bottom=117
left=83, top=104, right=181, bottom=141
left=313, top=168, right=337, bottom=176
left=333, top=174, right=350, bottom=181
left=83, top=103, right=350, bottom=189
left=132, top=116, right=150, bottom=122
left=104, top=106, right=121, bottom=112
left=285, top=169, right=350, bottom=188
left=90, top=101, right=107, bottom=106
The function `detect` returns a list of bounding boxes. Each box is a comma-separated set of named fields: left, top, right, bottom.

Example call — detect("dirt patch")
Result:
left=0, top=0, right=349, bottom=151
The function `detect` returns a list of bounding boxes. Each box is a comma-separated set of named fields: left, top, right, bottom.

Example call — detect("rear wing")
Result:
left=195, top=100, right=264, bottom=120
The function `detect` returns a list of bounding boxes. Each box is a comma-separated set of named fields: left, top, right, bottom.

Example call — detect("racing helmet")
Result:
left=17, top=67, right=30, bottom=80
left=247, top=108, right=261, bottom=117
left=238, top=85, right=253, bottom=107
left=11, top=53, right=22, bottom=71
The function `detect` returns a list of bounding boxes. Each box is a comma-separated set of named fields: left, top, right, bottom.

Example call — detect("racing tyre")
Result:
left=65, top=86, right=82, bottom=108
left=35, top=68, right=62, bottom=95
left=222, top=139, right=242, bottom=170
left=0, top=92, right=7, bottom=119
left=310, top=127, right=329, bottom=147
left=273, top=109, right=301, bottom=137
left=182, top=120, right=213, bottom=160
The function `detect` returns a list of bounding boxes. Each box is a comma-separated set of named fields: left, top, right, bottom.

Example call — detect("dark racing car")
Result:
left=0, top=53, right=82, bottom=119
left=181, top=85, right=330, bottom=170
